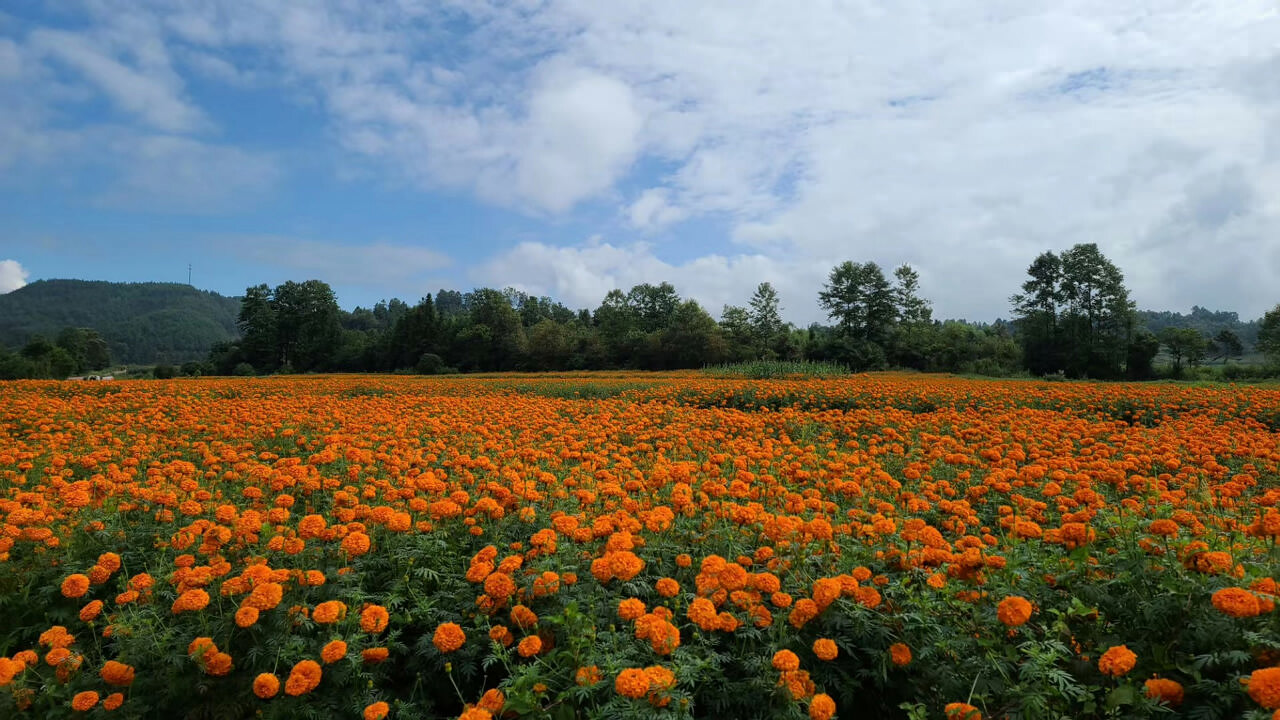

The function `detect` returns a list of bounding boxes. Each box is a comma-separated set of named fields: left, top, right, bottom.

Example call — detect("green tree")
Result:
left=1058, top=244, right=1135, bottom=378
left=272, top=280, right=342, bottom=372
left=1011, top=252, right=1064, bottom=376
left=719, top=305, right=755, bottom=362
left=1210, top=329, right=1243, bottom=364
left=659, top=300, right=727, bottom=368
left=236, top=284, right=278, bottom=372
left=893, top=265, right=932, bottom=324
left=889, top=265, right=934, bottom=370
left=55, top=327, right=111, bottom=372
left=1126, top=330, right=1160, bottom=380
left=818, top=261, right=896, bottom=369
left=626, top=282, right=681, bottom=333
left=1012, top=245, right=1134, bottom=378
left=527, top=319, right=572, bottom=371
left=1257, top=305, right=1280, bottom=364
left=1159, top=327, right=1208, bottom=377
left=747, top=282, right=784, bottom=355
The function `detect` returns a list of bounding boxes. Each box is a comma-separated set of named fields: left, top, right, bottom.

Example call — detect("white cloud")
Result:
left=221, top=236, right=452, bottom=295
left=30, top=28, right=205, bottom=133
left=627, top=188, right=687, bottom=229
left=475, top=239, right=828, bottom=320
left=0, top=259, right=29, bottom=294
left=5, top=1, right=1280, bottom=318
left=505, top=65, right=643, bottom=213
left=94, top=135, right=280, bottom=212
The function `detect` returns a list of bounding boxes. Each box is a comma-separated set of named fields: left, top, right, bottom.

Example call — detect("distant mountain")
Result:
left=1137, top=306, right=1261, bottom=348
left=0, top=280, right=241, bottom=364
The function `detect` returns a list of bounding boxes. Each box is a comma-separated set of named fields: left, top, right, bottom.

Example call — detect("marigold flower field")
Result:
left=2, top=373, right=1280, bottom=719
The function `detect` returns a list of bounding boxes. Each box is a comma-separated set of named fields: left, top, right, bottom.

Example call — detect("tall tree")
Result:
left=1058, top=243, right=1135, bottom=378
left=1210, top=329, right=1243, bottom=364
left=626, top=282, right=681, bottom=333
left=273, top=280, right=342, bottom=372
left=719, top=305, right=755, bottom=362
left=1258, top=305, right=1280, bottom=365
left=892, top=265, right=932, bottom=324
left=1011, top=245, right=1134, bottom=378
left=1159, top=327, right=1207, bottom=377
left=1010, top=252, right=1064, bottom=376
left=747, top=282, right=784, bottom=353
left=236, top=284, right=278, bottom=372
left=818, top=261, right=896, bottom=368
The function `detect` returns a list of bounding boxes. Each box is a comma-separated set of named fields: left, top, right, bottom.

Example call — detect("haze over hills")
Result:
left=0, top=280, right=241, bottom=365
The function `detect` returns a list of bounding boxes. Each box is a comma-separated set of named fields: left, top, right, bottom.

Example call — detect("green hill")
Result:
left=0, top=280, right=241, bottom=364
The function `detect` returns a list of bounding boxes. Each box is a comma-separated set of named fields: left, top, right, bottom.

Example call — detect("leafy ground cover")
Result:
left=1, top=373, right=1279, bottom=719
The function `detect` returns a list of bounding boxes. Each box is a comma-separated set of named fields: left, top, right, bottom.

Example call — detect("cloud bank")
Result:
left=1, top=1, right=1278, bottom=321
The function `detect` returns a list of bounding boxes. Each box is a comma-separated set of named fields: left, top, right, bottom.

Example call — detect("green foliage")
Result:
left=702, top=360, right=849, bottom=379
left=0, top=279, right=240, bottom=364
left=1011, top=245, right=1136, bottom=379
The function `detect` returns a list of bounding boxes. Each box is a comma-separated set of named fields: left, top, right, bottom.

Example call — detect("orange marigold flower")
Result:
left=433, top=623, right=466, bottom=653
left=361, top=604, right=390, bottom=633
left=478, top=688, right=505, bottom=712
left=102, top=693, right=124, bottom=711
left=321, top=639, right=348, bottom=664
left=484, top=572, right=516, bottom=600
left=644, top=665, right=676, bottom=707
left=363, top=701, right=390, bottom=720
left=809, top=693, right=836, bottom=720
left=618, top=598, right=646, bottom=621
left=889, top=642, right=912, bottom=667
left=459, top=709, right=492, bottom=720
left=61, top=574, right=90, bottom=599
left=945, top=702, right=982, bottom=720
left=235, top=605, right=260, bottom=628
left=285, top=659, right=322, bottom=696
left=615, top=668, right=651, bottom=699
left=1248, top=667, right=1280, bottom=709
left=72, top=691, right=99, bottom=712
left=188, top=637, right=218, bottom=661
left=172, top=589, right=210, bottom=614
left=517, top=635, right=542, bottom=658
left=489, top=625, right=514, bottom=647
left=772, top=649, right=801, bottom=672
left=362, top=647, right=389, bottom=664
left=1143, top=677, right=1184, bottom=706
left=46, top=647, right=72, bottom=667
left=812, top=638, right=838, bottom=661
left=997, top=596, right=1033, bottom=627
left=574, top=664, right=603, bottom=686
left=1212, top=587, right=1264, bottom=618
left=341, top=532, right=371, bottom=556
left=100, top=660, right=135, bottom=686
left=253, top=672, right=280, bottom=699
left=656, top=578, right=680, bottom=597
left=79, top=600, right=104, bottom=623
left=205, top=652, right=233, bottom=677
left=1097, top=645, right=1137, bottom=677
left=313, top=600, right=347, bottom=624
left=510, top=605, right=538, bottom=630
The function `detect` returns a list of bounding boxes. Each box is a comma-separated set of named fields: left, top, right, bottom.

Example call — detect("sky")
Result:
left=1, top=1, right=1278, bottom=324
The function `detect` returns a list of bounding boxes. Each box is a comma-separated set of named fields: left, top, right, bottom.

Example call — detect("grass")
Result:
left=701, top=359, right=850, bottom=379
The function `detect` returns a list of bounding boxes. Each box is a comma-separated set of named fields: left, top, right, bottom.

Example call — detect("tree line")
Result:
left=195, top=243, right=1279, bottom=379
left=3, top=243, right=1277, bottom=380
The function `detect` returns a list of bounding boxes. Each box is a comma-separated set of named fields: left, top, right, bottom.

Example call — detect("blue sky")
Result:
left=2, top=1, right=1279, bottom=322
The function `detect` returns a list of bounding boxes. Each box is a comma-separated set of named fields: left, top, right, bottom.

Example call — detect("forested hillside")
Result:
left=0, top=280, right=240, bottom=364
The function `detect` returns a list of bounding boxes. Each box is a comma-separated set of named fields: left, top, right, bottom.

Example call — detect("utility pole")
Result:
left=188, top=264, right=192, bottom=286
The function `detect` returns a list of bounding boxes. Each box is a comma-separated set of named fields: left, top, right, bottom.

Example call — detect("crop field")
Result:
left=2, top=373, right=1280, bottom=720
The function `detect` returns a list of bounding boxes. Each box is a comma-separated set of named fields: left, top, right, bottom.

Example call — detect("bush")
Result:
left=152, top=363, right=178, bottom=379
left=415, top=353, right=444, bottom=375
left=232, top=362, right=256, bottom=377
